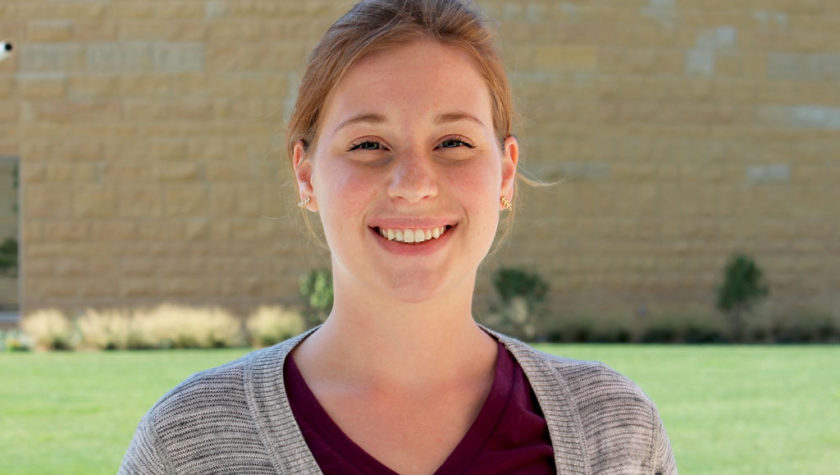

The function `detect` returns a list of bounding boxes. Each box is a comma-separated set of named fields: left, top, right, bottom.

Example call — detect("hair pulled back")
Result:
left=286, top=0, right=514, bottom=159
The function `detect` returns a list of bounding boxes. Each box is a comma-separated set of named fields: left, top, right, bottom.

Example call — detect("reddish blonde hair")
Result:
left=286, top=0, right=514, bottom=157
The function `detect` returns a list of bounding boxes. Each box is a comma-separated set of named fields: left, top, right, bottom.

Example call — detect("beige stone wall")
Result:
left=0, top=0, right=838, bottom=319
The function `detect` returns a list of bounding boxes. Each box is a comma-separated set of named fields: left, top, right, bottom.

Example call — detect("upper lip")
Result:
left=367, top=218, right=458, bottom=229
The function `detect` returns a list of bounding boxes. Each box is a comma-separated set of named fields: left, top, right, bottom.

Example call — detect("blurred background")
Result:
left=0, top=0, right=838, bottom=342
left=1, top=2, right=839, bottom=474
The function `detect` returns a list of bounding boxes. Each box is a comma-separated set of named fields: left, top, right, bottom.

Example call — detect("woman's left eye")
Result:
left=437, top=137, right=475, bottom=149
left=348, top=140, right=384, bottom=151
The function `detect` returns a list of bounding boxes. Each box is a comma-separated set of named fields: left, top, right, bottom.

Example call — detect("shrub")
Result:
left=0, top=237, right=17, bottom=276
left=492, top=267, right=548, bottom=305
left=133, top=305, right=244, bottom=349
left=299, top=269, right=333, bottom=325
left=21, top=309, right=75, bottom=351
left=2, top=329, right=30, bottom=351
left=77, top=309, right=134, bottom=350
left=638, top=313, right=728, bottom=344
left=489, top=267, right=549, bottom=340
left=540, top=314, right=586, bottom=343
left=717, top=253, right=769, bottom=340
left=770, top=310, right=840, bottom=343
left=538, top=311, right=729, bottom=344
left=246, top=306, right=306, bottom=347
left=485, top=297, right=537, bottom=340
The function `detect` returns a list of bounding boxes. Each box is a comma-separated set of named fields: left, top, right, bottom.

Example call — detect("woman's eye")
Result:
left=438, top=138, right=475, bottom=149
left=349, top=140, right=383, bottom=151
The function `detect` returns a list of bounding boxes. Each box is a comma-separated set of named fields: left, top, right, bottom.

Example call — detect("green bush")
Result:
left=769, top=310, right=840, bottom=343
left=638, top=313, right=729, bottom=344
left=488, top=267, right=549, bottom=340
left=299, top=269, right=333, bottom=325
left=0, top=237, right=17, bottom=276
left=492, top=267, right=548, bottom=305
left=541, top=313, right=634, bottom=343
left=537, top=311, right=731, bottom=344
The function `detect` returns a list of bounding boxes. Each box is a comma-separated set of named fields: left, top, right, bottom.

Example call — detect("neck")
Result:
left=292, top=272, right=497, bottom=390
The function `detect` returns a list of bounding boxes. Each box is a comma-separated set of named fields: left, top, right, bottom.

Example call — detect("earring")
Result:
left=500, top=196, right=512, bottom=211
left=297, top=196, right=311, bottom=208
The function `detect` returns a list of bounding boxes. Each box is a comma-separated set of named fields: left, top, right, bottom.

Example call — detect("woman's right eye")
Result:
left=348, top=140, right=384, bottom=151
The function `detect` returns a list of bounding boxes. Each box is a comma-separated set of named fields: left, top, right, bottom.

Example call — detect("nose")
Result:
left=386, top=151, right=438, bottom=203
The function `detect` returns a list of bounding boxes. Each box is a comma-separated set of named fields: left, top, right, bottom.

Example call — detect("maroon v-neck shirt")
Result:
left=284, top=340, right=555, bottom=474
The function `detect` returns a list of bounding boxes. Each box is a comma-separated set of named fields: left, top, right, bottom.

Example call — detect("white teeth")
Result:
left=379, top=226, right=449, bottom=243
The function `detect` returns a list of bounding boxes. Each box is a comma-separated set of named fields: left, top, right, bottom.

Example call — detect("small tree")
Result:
left=490, top=267, right=549, bottom=340
left=717, top=253, right=769, bottom=341
left=0, top=237, right=17, bottom=277
left=299, top=269, right=333, bottom=326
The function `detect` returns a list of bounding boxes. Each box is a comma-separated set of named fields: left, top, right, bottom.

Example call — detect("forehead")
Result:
left=319, top=39, right=494, bottom=130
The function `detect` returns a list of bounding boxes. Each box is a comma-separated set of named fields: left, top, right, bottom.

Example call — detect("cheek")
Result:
left=314, top=164, right=378, bottom=228
left=443, top=163, right=502, bottom=231
left=444, top=161, right=502, bottom=202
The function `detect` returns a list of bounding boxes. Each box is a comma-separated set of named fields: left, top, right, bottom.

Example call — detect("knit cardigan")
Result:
left=119, top=328, right=677, bottom=474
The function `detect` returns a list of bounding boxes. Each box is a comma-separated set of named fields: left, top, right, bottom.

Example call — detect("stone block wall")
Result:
left=0, top=0, right=837, bottom=319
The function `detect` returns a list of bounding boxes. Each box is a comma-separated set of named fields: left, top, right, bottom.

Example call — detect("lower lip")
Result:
left=370, top=226, right=455, bottom=256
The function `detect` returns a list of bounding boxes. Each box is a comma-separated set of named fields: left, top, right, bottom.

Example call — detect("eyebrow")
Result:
left=332, top=111, right=486, bottom=135
left=434, top=112, right=486, bottom=127
left=332, top=113, right=386, bottom=135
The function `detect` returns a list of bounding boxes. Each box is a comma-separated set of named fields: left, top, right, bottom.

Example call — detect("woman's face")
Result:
left=294, top=39, right=518, bottom=303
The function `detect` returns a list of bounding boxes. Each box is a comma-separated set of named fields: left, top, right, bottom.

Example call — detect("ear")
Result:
left=293, top=140, right=318, bottom=212
left=500, top=135, right=519, bottom=205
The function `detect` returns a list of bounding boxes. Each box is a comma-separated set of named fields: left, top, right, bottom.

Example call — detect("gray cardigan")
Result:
left=119, top=329, right=677, bottom=474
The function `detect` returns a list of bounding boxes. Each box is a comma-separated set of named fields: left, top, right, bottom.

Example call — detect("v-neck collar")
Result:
left=284, top=340, right=514, bottom=474
left=243, top=326, right=590, bottom=474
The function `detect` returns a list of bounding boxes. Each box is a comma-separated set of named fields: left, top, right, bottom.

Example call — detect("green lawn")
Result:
left=2, top=345, right=838, bottom=474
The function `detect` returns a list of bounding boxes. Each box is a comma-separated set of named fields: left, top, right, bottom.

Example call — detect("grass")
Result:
left=535, top=344, right=840, bottom=475
left=2, top=345, right=839, bottom=474
left=0, top=349, right=249, bottom=474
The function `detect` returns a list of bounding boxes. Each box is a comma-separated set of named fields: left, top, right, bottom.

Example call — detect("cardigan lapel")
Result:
left=245, top=328, right=323, bottom=474
left=489, top=330, right=591, bottom=475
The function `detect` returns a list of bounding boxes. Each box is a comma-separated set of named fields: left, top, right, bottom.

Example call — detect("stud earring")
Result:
left=500, top=196, right=512, bottom=211
left=297, top=196, right=311, bottom=208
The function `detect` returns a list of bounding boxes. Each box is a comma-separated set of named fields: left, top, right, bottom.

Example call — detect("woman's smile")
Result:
left=373, top=225, right=453, bottom=243
left=368, top=223, right=458, bottom=257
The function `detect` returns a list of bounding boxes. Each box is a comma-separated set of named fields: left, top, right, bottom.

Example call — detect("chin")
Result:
left=382, top=270, right=472, bottom=305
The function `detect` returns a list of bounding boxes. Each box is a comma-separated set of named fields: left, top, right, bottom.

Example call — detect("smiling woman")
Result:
left=119, top=1, right=677, bottom=474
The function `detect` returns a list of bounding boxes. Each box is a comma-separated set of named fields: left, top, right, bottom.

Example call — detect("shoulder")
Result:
left=492, top=332, right=656, bottom=413
left=145, top=331, right=310, bottom=426
left=123, top=343, right=292, bottom=473
left=531, top=346, right=656, bottom=411
left=147, top=349, right=256, bottom=422
left=495, top=334, right=677, bottom=474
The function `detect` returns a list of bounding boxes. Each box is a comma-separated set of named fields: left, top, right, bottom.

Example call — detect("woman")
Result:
left=120, top=0, right=676, bottom=473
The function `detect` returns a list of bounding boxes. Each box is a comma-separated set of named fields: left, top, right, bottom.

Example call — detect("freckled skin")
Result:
left=294, top=39, right=518, bottom=304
